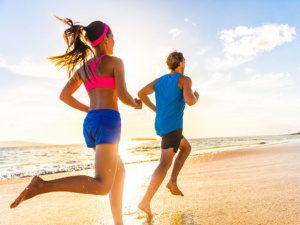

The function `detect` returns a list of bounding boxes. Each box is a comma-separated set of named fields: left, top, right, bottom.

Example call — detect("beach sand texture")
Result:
left=1, top=142, right=299, bottom=225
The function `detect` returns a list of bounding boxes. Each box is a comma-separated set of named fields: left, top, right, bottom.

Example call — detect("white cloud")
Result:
left=220, top=24, right=296, bottom=56
left=237, top=72, right=293, bottom=89
left=0, top=57, right=5, bottom=67
left=202, top=72, right=233, bottom=88
left=183, top=18, right=197, bottom=27
left=195, top=70, right=299, bottom=137
left=200, top=71, right=293, bottom=99
left=197, top=72, right=232, bottom=97
left=0, top=57, right=66, bottom=79
left=196, top=47, right=209, bottom=56
left=168, top=28, right=182, bottom=39
left=208, top=55, right=250, bottom=70
left=244, top=67, right=254, bottom=73
left=209, top=24, right=296, bottom=70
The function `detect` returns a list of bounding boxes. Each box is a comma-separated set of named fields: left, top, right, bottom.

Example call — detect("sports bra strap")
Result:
left=89, top=54, right=106, bottom=75
left=94, top=54, right=106, bottom=67
left=84, top=54, right=116, bottom=91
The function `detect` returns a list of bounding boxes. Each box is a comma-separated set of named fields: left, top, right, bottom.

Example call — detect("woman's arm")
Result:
left=182, top=76, right=199, bottom=106
left=138, top=79, right=157, bottom=112
left=114, top=58, right=142, bottom=109
left=59, top=71, right=89, bottom=112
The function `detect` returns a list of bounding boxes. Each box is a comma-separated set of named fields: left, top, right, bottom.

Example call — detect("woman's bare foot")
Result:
left=10, top=176, right=44, bottom=208
left=138, top=201, right=153, bottom=218
left=166, top=181, right=184, bottom=196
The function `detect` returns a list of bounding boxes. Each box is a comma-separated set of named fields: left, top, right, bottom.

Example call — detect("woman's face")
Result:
left=106, top=32, right=115, bottom=55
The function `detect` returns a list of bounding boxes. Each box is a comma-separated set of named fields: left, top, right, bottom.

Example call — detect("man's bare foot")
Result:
left=10, top=176, right=44, bottom=208
left=138, top=201, right=153, bottom=218
left=166, top=181, right=184, bottom=196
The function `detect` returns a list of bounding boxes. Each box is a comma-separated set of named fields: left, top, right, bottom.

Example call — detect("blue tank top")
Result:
left=154, top=72, right=186, bottom=136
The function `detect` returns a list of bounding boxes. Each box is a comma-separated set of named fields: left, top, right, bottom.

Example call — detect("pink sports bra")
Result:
left=83, top=54, right=116, bottom=91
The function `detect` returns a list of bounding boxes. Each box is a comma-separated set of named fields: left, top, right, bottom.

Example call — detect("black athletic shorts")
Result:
left=161, top=128, right=184, bottom=153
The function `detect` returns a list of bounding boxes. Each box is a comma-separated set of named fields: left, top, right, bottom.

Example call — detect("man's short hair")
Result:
left=166, top=51, right=184, bottom=70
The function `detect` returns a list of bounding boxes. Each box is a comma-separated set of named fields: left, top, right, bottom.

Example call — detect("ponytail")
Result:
left=49, top=15, right=93, bottom=78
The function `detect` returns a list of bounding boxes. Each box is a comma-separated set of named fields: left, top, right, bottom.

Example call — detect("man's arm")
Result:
left=138, top=79, right=157, bottom=112
left=182, top=76, right=199, bottom=106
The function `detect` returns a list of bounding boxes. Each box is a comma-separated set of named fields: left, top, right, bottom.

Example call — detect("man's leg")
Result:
left=138, top=148, right=175, bottom=216
left=167, top=137, right=191, bottom=196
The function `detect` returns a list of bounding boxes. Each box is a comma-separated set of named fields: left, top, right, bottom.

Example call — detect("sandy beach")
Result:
left=1, top=141, right=299, bottom=225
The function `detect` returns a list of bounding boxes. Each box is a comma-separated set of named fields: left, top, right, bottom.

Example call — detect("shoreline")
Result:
left=0, top=139, right=296, bottom=183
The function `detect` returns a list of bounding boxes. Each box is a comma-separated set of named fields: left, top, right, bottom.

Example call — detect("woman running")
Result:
left=10, top=16, right=142, bottom=225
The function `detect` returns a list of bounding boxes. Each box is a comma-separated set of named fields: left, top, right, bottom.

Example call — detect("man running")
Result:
left=137, top=51, right=199, bottom=216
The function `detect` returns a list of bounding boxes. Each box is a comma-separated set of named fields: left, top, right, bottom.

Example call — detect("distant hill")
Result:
left=290, top=132, right=300, bottom=135
left=0, top=141, right=48, bottom=148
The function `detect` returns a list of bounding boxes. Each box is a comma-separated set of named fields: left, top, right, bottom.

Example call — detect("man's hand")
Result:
left=194, top=91, right=199, bottom=100
left=134, top=98, right=143, bottom=109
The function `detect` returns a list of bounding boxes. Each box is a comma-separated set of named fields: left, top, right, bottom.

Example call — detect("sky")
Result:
left=1, top=0, right=300, bottom=144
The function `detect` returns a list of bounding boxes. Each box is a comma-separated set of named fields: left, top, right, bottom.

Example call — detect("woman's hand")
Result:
left=134, top=98, right=143, bottom=109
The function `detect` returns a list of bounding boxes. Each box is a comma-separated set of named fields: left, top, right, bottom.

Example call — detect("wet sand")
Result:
left=1, top=142, right=300, bottom=225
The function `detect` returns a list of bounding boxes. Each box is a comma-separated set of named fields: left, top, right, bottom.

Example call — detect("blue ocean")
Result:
left=0, top=134, right=299, bottom=180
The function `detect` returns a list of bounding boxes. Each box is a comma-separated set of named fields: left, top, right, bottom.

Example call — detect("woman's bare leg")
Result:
left=10, top=144, right=119, bottom=208
left=167, top=138, right=191, bottom=196
left=138, top=148, right=175, bottom=216
left=109, top=156, right=125, bottom=225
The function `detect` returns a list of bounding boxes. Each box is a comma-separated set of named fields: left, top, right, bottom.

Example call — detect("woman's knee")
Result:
left=94, top=176, right=113, bottom=195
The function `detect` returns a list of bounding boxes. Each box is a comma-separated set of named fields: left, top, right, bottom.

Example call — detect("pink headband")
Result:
left=90, top=24, right=109, bottom=47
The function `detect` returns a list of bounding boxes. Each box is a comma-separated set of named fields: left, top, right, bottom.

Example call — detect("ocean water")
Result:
left=0, top=134, right=299, bottom=180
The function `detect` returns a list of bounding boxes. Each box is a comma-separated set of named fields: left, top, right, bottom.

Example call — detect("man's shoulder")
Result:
left=177, top=75, right=190, bottom=88
left=182, top=74, right=191, bottom=80
left=181, top=75, right=192, bottom=84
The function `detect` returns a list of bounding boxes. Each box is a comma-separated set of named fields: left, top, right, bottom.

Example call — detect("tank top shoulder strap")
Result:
left=173, top=73, right=183, bottom=91
left=171, top=72, right=181, bottom=84
left=175, top=72, right=182, bottom=79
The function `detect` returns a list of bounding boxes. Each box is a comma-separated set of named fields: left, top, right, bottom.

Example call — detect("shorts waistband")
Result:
left=87, top=109, right=120, bottom=119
